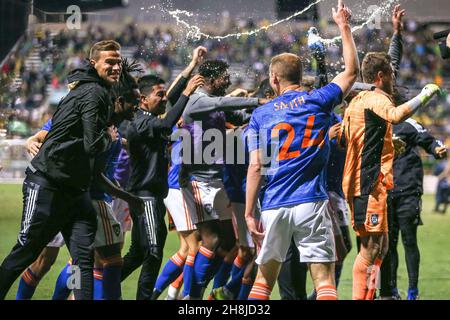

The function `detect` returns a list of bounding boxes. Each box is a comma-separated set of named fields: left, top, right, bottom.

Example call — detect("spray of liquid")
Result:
left=166, top=0, right=324, bottom=41
left=166, top=0, right=399, bottom=44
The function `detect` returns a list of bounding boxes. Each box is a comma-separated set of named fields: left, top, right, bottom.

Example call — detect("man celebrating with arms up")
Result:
left=245, top=0, right=359, bottom=300
left=341, top=42, right=442, bottom=301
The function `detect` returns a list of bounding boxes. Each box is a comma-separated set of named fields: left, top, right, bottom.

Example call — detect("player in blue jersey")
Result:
left=245, top=0, right=359, bottom=300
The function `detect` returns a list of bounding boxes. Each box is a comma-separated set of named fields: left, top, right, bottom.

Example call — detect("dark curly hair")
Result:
left=198, top=60, right=229, bottom=79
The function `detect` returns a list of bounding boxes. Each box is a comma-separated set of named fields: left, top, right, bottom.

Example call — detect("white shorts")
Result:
left=92, top=200, right=124, bottom=247
left=328, top=191, right=349, bottom=227
left=255, top=200, right=336, bottom=265
left=46, top=232, right=65, bottom=248
left=231, top=202, right=260, bottom=248
left=111, top=198, right=132, bottom=232
left=164, top=188, right=196, bottom=232
left=181, top=180, right=232, bottom=225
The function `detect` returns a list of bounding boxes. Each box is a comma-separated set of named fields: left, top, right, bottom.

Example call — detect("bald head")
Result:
left=270, top=53, right=303, bottom=85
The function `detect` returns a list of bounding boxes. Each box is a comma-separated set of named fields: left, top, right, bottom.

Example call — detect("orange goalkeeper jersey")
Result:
left=341, top=89, right=400, bottom=198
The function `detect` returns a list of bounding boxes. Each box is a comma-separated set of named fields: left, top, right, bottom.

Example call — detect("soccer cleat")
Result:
left=211, top=287, right=233, bottom=300
left=407, top=288, right=419, bottom=300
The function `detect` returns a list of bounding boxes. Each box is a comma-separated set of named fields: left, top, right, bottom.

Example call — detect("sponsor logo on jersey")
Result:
left=371, top=214, right=379, bottom=226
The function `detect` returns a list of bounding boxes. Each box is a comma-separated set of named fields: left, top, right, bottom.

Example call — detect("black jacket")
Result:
left=391, top=119, right=444, bottom=197
left=30, top=64, right=112, bottom=191
left=126, top=77, right=189, bottom=198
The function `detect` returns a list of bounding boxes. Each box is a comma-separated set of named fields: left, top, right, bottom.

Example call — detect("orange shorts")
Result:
left=348, top=182, right=388, bottom=237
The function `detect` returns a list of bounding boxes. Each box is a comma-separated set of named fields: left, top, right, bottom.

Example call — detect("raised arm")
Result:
left=137, top=75, right=204, bottom=135
left=388, top=5, right=405, bottom=77
left=330, top=0, right=359, bottom=97
left=166, top=46, right=207, bottom=104
left=188, top=95, right=264, bottom=115
left=369, top=84, right=442, bottom=124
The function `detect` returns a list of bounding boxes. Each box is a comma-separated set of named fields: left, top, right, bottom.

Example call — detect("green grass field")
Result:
left=1, top=183, right=450, bottom=300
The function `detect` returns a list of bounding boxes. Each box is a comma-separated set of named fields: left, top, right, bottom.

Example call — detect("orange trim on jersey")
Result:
left=186, top=254, right=195, bottom=267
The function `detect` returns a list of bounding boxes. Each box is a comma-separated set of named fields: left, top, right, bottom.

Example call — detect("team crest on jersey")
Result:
left=113, top=225, right=121, bottom=237
left=204, top=204, right=213, bottom=215
left=371, top=214, right=379, bottom=226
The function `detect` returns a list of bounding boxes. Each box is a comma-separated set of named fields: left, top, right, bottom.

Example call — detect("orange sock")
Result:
left=171, top=272, right=184, bottom=290
left=248, top=282, right=271, bottom=300
left=365, top=257, right=382, bottom=300
left=316, top=285, right=338, bottom=300
left=352, top=254, right=371, bottom=300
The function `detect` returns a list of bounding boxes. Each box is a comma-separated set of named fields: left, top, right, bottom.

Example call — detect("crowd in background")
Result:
left=1, top=17, right=449, bottom=147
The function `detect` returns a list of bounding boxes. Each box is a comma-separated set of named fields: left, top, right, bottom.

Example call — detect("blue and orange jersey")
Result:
left=248, top=83, right=342, bottom=211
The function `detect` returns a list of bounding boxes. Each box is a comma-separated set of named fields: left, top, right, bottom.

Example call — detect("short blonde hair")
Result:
left=89, top=40, right=121, bottom=60
left=270, top=53, right=303, bottom=84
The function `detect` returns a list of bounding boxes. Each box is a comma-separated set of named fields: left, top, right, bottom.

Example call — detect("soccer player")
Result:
left=0, top=40, right=122, bottom=300
left=245, top=0, right=359, bottom=300
left=121, top=65, right=204, bottom=299
left=341, top=45, right=442, bottom=300
left=178, top=59, right=267, bottom=299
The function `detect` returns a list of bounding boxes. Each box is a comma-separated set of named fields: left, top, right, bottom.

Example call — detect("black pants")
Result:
left=0, top=172, right=97, bottom=300
left=277, top=239, right=308, bottom=300
left=121, top=196, right=167, bottom=300
left=380, top=193, right=422, bottom=295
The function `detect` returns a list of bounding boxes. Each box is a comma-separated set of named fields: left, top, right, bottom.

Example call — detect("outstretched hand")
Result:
left=332, top=0, right=352, bottom=28
left=392, top=4, right=406, bottom=34
left=192, top=46, right=207, bottom=66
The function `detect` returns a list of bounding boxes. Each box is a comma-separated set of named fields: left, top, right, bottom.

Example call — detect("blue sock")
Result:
left=237, top=279, right=253, bottom=300
left=182, top=254, right=196, bottom=298
left=190, top=246, right=215, bottom=298
left=205, top=255, right=224, bottom=288
left=154, top=253, right=185, bottom=294
left=224, top=257, right=247, bottom=297
left=335, top=264, right=343, bottom=288
left=212, top=260, right=232, bottom=289
left=16, top=268, right=39, bottom=300
left=52, top=262, right=72, bottom=300
left=103, top=264, right=122, bottom=300
left=93, top=268, right=103, bottom=300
